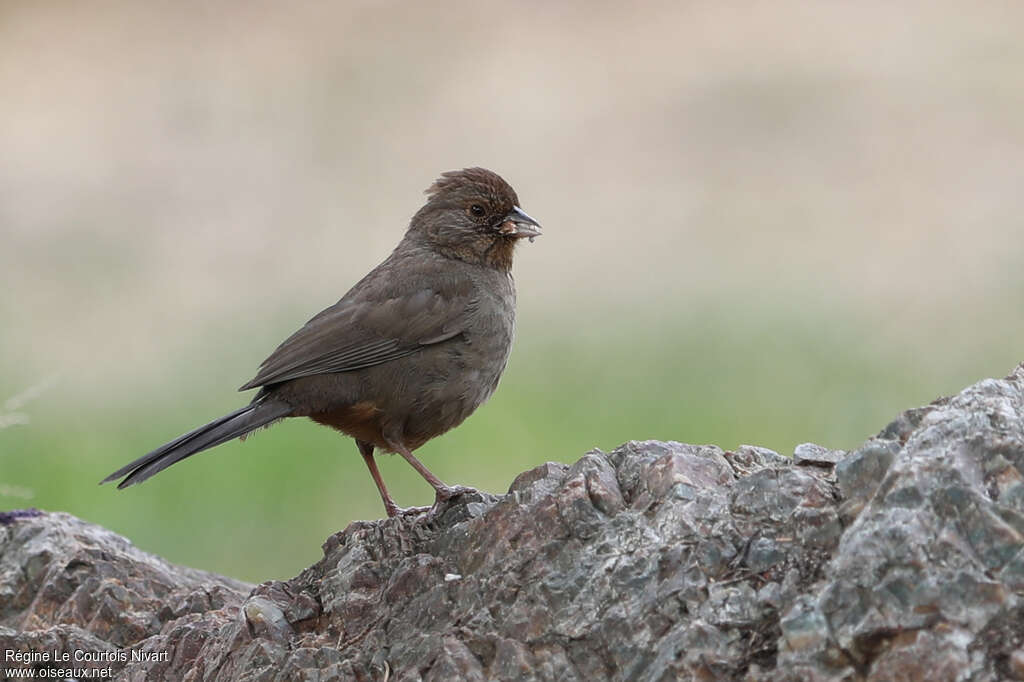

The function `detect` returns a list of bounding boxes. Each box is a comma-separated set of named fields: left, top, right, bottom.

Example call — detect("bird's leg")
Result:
left=386, top=439, right=473, bottom=507
left=356, top=440, right=426, bottom=518
left=356, top=440, right=399, bottom=517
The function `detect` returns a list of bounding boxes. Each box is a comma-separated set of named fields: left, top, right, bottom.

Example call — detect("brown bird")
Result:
left=102, top=167, right=541, bottom=517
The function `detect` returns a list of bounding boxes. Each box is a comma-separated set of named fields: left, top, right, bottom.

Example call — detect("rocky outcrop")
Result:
left=3, top=366, right=1024, bottom=681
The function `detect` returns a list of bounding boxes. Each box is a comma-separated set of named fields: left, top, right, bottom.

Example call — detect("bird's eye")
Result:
left=469, top=204, right=486, bottom=217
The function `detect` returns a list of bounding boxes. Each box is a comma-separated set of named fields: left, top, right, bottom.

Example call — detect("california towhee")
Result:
left=102, top=168, right=541, bottom=517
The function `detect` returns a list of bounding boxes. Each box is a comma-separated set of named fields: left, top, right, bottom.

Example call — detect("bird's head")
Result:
left=407, top=167, right=541, bottom=271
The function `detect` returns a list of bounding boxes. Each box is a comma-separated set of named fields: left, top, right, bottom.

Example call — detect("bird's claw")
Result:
left=385, top=504, right=431, bottom=518
left=423, top=485, right=478, bottom=519
left=434, top=484, right=475, bottom=502
left=383, top=486, right=478, bottom=520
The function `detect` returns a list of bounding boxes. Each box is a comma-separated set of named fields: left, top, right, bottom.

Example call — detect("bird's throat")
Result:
left=428, top=236, right=517, bottom=272
left=481, top=237, right=517, bottom=272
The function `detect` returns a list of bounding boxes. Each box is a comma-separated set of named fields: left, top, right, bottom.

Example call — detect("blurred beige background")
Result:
left=3, top=1, right=1023, bottom=580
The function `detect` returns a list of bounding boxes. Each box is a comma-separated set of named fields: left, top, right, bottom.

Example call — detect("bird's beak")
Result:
left=498, top=206, right=542, bottom=240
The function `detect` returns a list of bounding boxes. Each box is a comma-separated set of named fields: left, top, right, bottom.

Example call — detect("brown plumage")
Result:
left=101, top=167, right=541, bottom=517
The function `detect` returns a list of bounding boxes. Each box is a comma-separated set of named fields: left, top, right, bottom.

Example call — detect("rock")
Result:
left=3, top=365, right=1024, bottom=680
left=792, top=443, right=846, bottom=467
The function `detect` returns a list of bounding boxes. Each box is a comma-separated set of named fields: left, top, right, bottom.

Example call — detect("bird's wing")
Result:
left=239, top=273, right=476, bottom=390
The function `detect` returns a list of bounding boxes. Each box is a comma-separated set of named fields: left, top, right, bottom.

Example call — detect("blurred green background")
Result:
left=3, top=1, right=1024, bottom=582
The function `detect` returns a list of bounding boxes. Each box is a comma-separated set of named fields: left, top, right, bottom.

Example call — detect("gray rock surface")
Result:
left=3, top=366, right=1024, bottom=680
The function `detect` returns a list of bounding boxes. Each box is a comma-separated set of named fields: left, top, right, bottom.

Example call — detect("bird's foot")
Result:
left=384, top=503, right=431, bottom=518
left=422, top=485, right=479, bottom=520
left=383, top=486, right=479, bottom=520
left=434, top=484, right=475, bottom=502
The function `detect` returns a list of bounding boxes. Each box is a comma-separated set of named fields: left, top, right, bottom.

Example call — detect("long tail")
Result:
left=101, top=398, right=292, bottom=489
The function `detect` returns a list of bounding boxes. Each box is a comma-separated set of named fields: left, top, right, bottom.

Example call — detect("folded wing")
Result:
left=239, top=275, right=475, bottom=390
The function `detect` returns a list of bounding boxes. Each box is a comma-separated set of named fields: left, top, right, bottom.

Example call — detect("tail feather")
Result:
left=101, top=399, right=291, bottom=488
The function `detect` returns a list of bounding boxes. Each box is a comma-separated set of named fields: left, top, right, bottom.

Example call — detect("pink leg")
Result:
left=357, top=440, right=401, bottom=517
left=385, top=438, right=473, bottom=505
left=357, top=440, right=429, bottom=518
